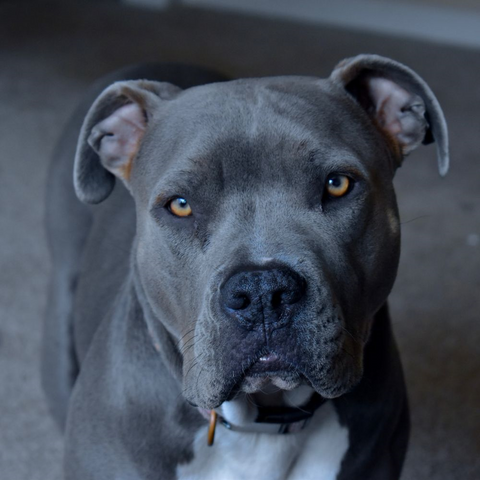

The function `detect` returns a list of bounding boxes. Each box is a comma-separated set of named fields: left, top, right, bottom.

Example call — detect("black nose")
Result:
left=220, top=268, right=306, bottom=327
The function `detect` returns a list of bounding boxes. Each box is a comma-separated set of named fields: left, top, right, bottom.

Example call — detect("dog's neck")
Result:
left=131, top=266, right=184, bottom=383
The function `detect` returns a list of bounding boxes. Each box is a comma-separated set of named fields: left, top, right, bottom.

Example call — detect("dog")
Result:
left=42, top=55, right=449, bottom=479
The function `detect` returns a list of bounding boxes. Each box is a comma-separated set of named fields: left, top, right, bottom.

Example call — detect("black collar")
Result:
left=207, top=393, right=327, bottom=445
left=254, top=392, right=326, bottom=424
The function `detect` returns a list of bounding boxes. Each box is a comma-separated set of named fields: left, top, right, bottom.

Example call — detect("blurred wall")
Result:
left=124, top=0, right=480, bottom=49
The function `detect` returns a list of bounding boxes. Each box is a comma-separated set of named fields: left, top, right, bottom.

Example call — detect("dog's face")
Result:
left=74, top=56, right=448, bottom=409
left=132, top=77, right=401, bottom=407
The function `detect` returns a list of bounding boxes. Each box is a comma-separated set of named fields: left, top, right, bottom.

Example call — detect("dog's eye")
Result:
left=325, top=174, right=352, bottom=198
left=167, top=197, right=192, bottom=217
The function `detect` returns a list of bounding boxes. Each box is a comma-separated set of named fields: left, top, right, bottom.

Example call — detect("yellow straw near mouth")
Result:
left=207, top=410, right=218, bottom=446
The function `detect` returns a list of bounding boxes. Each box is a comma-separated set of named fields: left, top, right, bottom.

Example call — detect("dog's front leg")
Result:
left=64, top=282, right=202, bottom=480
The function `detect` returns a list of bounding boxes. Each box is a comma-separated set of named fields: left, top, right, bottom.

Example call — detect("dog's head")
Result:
left=74, top=55, right=448, bottom=409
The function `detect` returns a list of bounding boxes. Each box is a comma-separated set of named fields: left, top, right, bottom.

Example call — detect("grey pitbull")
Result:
left=42, top=55, right=449, bottom=479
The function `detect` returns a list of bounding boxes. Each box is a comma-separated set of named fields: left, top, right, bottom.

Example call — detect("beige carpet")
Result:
left=0, top=2, right=479, bottom=479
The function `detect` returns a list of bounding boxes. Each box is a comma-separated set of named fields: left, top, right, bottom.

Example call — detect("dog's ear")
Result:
left=330, top=54, right=449, bottom=176
left=74, top=80, right=181, bottom=204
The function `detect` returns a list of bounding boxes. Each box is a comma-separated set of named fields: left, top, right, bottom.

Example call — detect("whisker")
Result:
left=400, top=214, right=430, bottom=226
left=259, top=384, right=282, bottom=395
left=287, top=402, right=311, bottom=415
left=183, top=352, right=205, bottom=381
left=245, top=394, right=259, bottom=408
left=180, top=340, right=198, bottom=356
left=175, top=327, right=196, bottom=350
left=184, top=361, right=198, bottom=380
left=341, top=346, right=355, bottom=361
left=341, top=326, right=360, bottom=343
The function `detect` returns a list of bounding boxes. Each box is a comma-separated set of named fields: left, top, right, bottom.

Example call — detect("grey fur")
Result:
left=42, top=56, right=448, bottom=479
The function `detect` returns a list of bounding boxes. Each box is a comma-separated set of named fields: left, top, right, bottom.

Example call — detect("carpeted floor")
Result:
left=0, top=2, right=479, bottom=479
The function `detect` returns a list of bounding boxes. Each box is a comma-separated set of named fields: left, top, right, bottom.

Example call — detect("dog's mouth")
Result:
left=247, top=352, right=290, bottom=374
left=185, top=317, right=363, bottom=409
left=234, top=352, right=305, bottom=395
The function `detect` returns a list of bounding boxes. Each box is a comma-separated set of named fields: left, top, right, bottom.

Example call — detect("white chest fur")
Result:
left=176, top=401, right=349, bottom=480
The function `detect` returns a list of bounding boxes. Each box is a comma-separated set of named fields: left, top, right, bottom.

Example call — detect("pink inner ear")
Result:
left=366, top=77, right=427, bottom=154
left=88, top=103, right=147, bottom=180
left=368, top=78, right=412, bottom=134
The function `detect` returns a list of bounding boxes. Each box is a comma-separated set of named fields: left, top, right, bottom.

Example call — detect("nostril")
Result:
left=226, top=294, right=251, bottom=311
left=271, top=284, right=305, bottom=309
left=271, top=290, right=283, bottom=309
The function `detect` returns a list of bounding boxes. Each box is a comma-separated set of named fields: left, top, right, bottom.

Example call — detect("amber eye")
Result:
left=167, top=197, right=192, bottom=217
left=326, top=174, right=351, bottom=198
